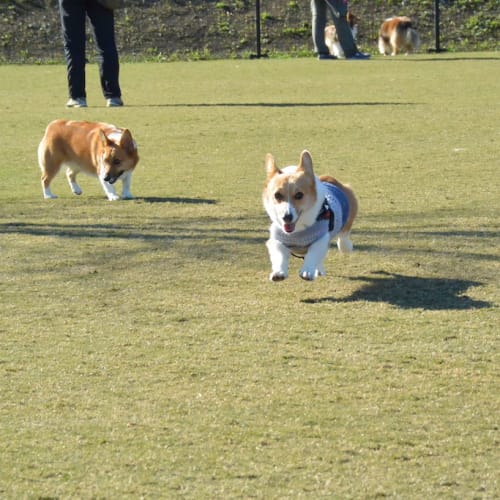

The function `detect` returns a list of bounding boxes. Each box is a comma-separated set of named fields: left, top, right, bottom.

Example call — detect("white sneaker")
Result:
left=106, top=97, right=124, bottom=107
left=66, top=97, right=87, bottom=108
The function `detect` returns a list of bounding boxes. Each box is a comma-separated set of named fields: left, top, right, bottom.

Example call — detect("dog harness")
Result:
left=270, top=183, right=350, bottom=256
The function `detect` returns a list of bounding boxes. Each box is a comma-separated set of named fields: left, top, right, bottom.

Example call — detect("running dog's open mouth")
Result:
left=284, top=222, right=296, bottom=233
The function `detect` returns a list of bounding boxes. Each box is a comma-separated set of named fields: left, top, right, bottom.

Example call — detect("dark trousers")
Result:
left=59, top=0, right=121, bottom=99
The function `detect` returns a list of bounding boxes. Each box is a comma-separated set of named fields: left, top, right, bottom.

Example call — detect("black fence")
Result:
left=250, top=0, right=449, bottom=57
left=250, top=0, right=499, bottom=57
left=0, top=0, right=498, bottom=62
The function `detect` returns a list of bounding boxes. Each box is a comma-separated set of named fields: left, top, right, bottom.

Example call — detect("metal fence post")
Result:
left=251, top=0, right=268, bottom=58
left=432, top=0, right=447, bottom=52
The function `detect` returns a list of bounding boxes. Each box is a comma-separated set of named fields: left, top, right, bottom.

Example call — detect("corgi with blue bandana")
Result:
left=263, top=150, right=358, bottom=281
left=38, top=119, right=139, bottom=201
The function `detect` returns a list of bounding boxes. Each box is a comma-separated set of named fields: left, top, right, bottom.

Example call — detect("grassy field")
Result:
left=0, top=53, right=499, bottom=498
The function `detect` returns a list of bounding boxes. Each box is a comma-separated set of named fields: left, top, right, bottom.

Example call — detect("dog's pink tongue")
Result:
left=284, top=223, right=295, bottom=233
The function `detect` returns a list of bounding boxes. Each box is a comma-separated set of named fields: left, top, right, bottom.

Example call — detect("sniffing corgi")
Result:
left=263, top=150, right=358, bottom=281
left=325, top=12, right=359, bottom=58
left=38, top=119, right=139, bottom=201
left=378, top=16, right=421, bottom=56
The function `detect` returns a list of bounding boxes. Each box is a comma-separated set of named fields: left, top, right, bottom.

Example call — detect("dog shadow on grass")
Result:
left=136, top=196, right=217, bottom=204
left=302, top=271, right=492, bottom=310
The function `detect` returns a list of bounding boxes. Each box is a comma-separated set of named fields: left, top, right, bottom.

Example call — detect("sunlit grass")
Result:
left=0, top=54, right=499, bottom=498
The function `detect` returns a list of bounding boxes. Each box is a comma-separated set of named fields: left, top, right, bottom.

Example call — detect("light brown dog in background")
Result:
left=325, top=12, right=359, bottom=58
left=38, top=119, right=139, bottom=200
left=378, top=16, right=421, bottom=56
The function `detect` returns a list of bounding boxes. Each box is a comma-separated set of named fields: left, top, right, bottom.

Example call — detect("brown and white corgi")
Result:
left=263, top=150, right=358, bottom=281
left=38, top=119, right=139, bottom=201
left=378, top=16, right=421, bottom=56
left=325, top=12, right=359, bottom=59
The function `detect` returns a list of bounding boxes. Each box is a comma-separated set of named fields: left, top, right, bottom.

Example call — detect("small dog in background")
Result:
left=38, top=119, right=139, bottom=201
left=263, top=150, right=358, bottom=282
left=378, top=16, right=421, bottom=56
left=324, top=12, right=359, bottom=58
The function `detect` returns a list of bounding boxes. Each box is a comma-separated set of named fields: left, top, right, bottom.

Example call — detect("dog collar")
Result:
left=317, top=201, right=335, bottom=232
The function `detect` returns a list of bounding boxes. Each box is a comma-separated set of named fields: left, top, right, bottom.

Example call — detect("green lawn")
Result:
left=0, top=53, right=499, bottom=498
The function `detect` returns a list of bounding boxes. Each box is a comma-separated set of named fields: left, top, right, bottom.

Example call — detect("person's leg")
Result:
left=325, top=0, right=358, bottom=57
left=311, top=0, right=332, bottom=58
left=58, top=0, right=87, bottom=99
left=87, top=0, right=121, bottom=100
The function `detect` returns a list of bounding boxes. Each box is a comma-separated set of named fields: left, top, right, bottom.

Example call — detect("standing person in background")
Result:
left=311, top=0, right=370, bottom=60
left=58, top=0, right=124, bottom=107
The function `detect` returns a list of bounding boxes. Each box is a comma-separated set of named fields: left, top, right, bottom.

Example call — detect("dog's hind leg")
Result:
left=38, top=144, right=59, bottom=199
left=337, top=232, right=353, bottom=253
left=40, top=171, right=58, bottom=199
left=66, top=166, right=83, bottom=196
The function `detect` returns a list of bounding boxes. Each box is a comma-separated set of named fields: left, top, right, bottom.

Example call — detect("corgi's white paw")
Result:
left=107, top=194, right=120, bottom=201
left=300, top=270, right=316, bottom=281
left=270, top=271, right=287, bottom=282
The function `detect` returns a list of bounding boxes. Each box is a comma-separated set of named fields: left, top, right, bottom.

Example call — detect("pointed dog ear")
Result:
left=298, top=150, right=314, bottom=176
left=265, top=153, right=281, bottom=178
left=99, top=129, right=108, bottom=146
left=119, top=129, right=136, bottom=153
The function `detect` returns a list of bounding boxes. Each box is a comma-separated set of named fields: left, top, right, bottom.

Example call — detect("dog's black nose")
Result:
left=104, top=171, right=124, bottom=184
left=283, top=212, right=293, bottom=223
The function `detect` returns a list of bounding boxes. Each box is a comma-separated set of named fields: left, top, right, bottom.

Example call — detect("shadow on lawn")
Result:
left=136, top=101, right=419, bottom=108
left=302, top=271, right=492, bottom=310
left=135, top=196, right=217, bottom=204
left=0, top=218, right=265, bottom=245
left=403, top=56, right=500, bottom=62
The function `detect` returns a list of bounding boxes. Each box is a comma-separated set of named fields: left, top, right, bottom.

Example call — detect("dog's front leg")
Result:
left=66, top=167, right=83, bottom=196
left=300, top=233, right=331, bottom=281
left=99, top=176, right=120, bottom=201
left=266, top=238, right=291, bottom=281
left=120, top=171, right=134, bottom=200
